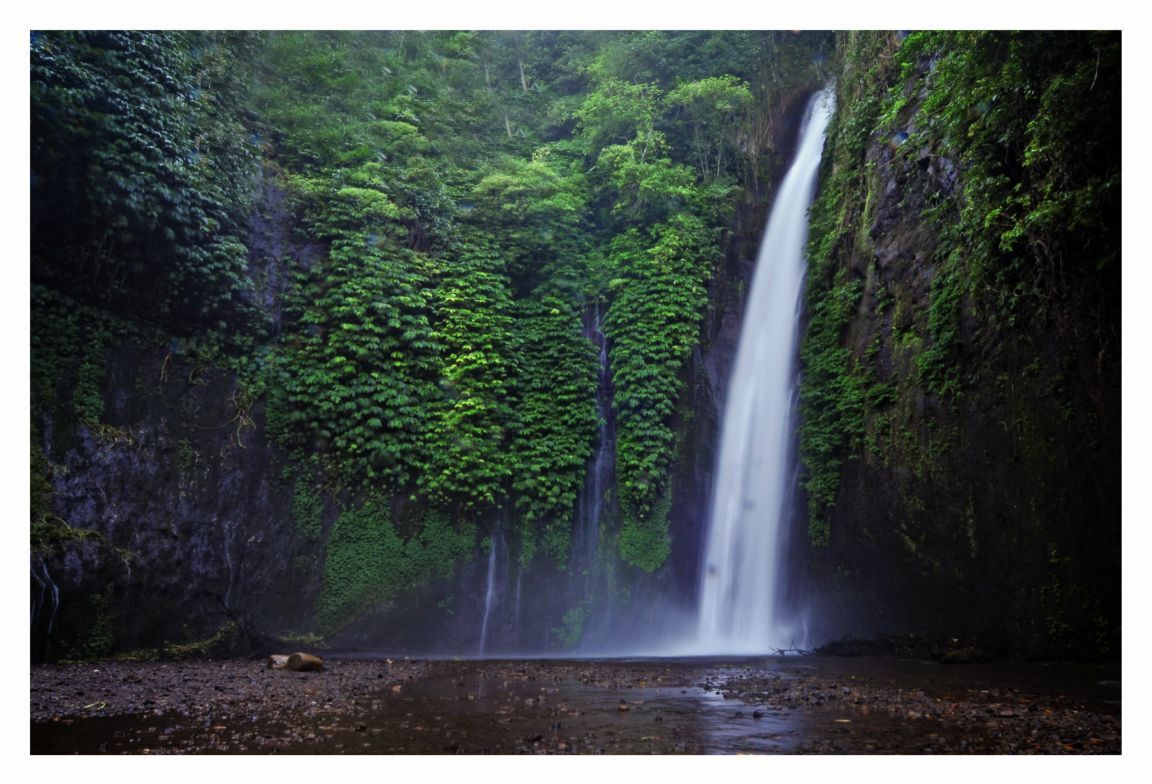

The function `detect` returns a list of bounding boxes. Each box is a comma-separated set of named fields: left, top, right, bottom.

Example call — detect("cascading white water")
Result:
left=478, top=533, right=500, bottom=656
left=568, top=302, right=616, bottom=651
left=576, top=302, right=611, bottom=578
left=695, top=88, right=835, bottom=653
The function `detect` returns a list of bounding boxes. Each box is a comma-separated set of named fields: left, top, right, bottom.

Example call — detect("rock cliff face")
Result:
left=32, top=348, right=305, bottom=660
left=795, top=32, right=1120, bottom=658
left=31, top=173, right=318, bottom=661
left=31, top=32, right=1118, bottom=662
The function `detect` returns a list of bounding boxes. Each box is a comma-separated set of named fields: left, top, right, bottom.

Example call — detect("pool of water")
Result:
left=31, top=656, right=1120, bottom=754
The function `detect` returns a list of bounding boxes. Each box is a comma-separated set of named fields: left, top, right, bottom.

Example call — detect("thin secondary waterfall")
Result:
left=575, top=302, right=612, bottom=586
left=568, top=302, right=616, bottom=651
left=696, top=88, right=835, bottom=653
left=478, top=532, right=500, bottom=656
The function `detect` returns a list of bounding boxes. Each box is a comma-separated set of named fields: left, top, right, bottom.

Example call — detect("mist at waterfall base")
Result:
left=337, top=90, right=834, bottom=660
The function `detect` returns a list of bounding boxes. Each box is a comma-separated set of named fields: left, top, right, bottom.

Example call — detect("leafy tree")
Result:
left=574, top=79, right=661, bottom=153
left=665, top=75, right=753, bottom=179
left=469, top=152, right=590, bottom=291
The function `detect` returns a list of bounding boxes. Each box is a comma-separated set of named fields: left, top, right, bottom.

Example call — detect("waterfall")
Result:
left=513, top=563, right=523, bottom=648
left=695, top=88, right=835, bottom=653
left=569, top=302, right=615, bottom=650
left=478, top=532, right=500, bottom=657
left=31, top=557, right=60, bottom=635
left=575, top=303, right=612, bottom=586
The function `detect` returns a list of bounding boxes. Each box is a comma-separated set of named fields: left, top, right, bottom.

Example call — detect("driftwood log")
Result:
left=267, top=652, right=324, bottom=671
left=287, top=652, right=325, bottom=672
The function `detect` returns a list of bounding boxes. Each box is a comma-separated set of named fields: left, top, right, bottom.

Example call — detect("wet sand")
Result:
left=30, top=656, right=1120, bottom=754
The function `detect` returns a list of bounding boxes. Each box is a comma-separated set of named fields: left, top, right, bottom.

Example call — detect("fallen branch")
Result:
left=771, top=642, right=813, bottom=656
left=202, top=592, right=299, bottom=657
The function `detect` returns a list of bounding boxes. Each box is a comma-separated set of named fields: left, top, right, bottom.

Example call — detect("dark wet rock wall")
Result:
left=794, top=32, right=1120, bottom=659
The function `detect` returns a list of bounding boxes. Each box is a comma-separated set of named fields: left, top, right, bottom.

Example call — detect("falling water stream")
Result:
left=576, top=304, right=613, bottom=588
left=579, top=302, right=611, bottom=571
left=695, top=88, right=835, bottom=653
left=477, top=532, right=500, bottom=656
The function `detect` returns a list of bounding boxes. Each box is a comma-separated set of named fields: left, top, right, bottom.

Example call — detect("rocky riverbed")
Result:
left=30, top=656, right=1120, bottom=754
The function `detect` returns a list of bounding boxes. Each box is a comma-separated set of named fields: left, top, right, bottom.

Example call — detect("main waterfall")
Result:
left=695, top=88, right=835, bottom=653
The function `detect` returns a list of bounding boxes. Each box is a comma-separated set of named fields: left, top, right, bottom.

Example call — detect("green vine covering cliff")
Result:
left=317, top=498, right=474, bottom=635
left=31, top=30, right=830, bottom=645
left=31, top=31, right=265, bottom=339
left=799, top=32, right=900, bottom=546
left=798, top=31, right=1119, bottom=657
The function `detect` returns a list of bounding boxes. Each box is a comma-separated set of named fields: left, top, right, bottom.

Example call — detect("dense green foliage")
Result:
left=423, top=235, right=518, bottom=506
left=605, top=217, right=721, bottom=565
left=31, top=31, right=264, bottom=337
left=29, top=32, right=268, bottom=599
left=508, top=297, right=600, bottom=564
left=265, top=239, right=442, bottom=489
left=291, top=478, right=326, bottom=543
left=566, top=50, right=763, bottom=568
left=248, top=31, right=812, bottom=574
left=317, top=497, right=474, bottom=634
left=902, top=31, right=1120, bottom=325
left=30, top=30, right=830, bottom=639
